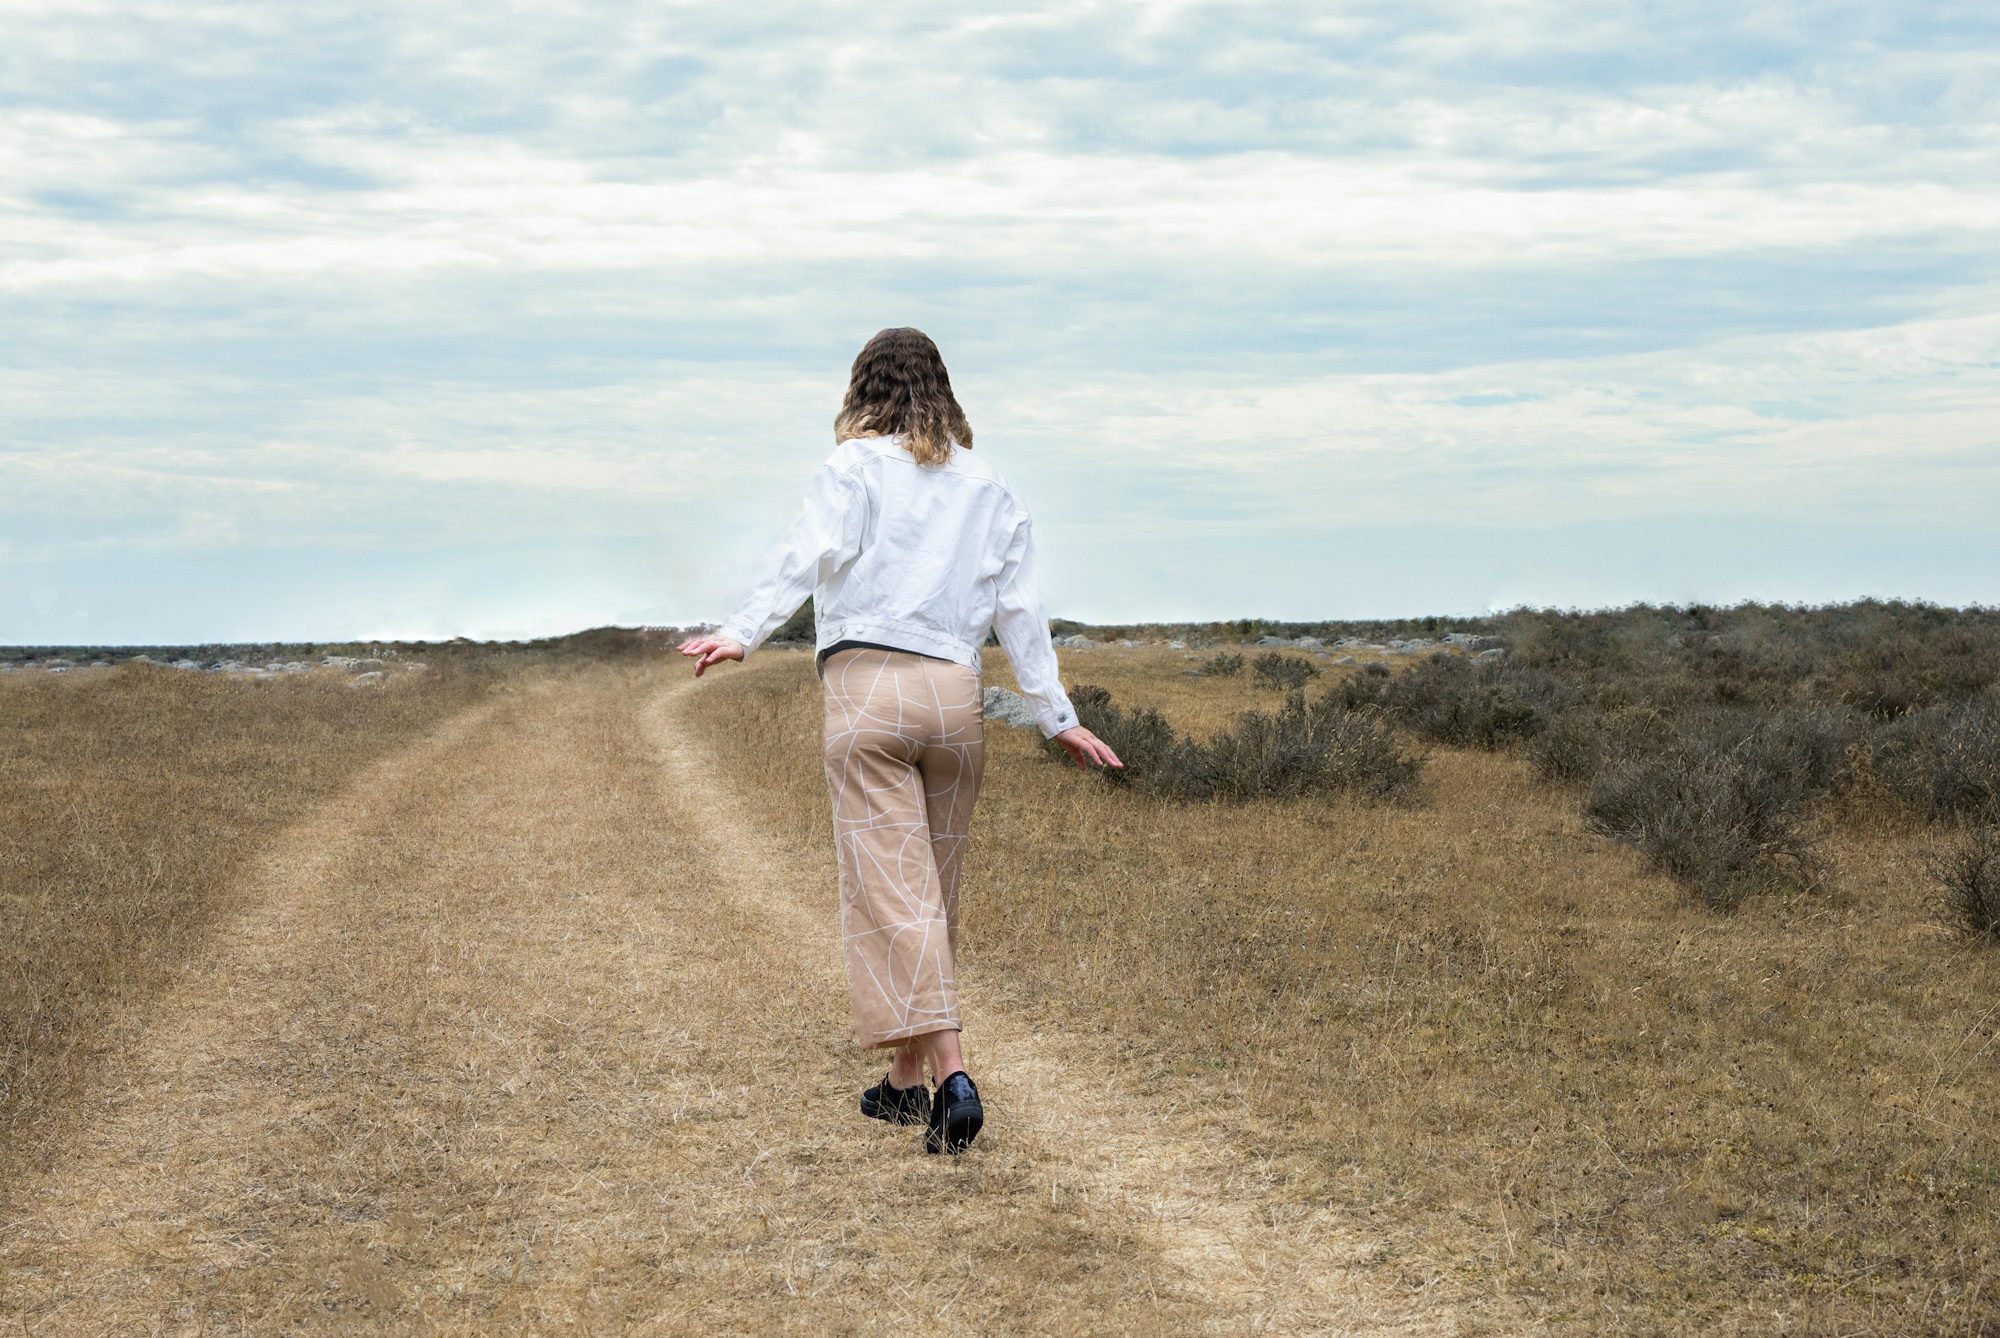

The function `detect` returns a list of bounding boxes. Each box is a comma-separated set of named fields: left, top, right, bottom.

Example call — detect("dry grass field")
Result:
left=696, top=644, right=2000, bottom=1334
left=1, top=637, right=1994, bottom=1333
left=1, top=662, right=491, bottom=1174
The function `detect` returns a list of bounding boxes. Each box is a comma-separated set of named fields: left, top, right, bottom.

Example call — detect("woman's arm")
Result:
left=990, top=512, right=1120, bottom=769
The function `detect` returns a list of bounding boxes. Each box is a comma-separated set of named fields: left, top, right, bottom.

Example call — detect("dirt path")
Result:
left=2, top=667, right=1437, bottom=1334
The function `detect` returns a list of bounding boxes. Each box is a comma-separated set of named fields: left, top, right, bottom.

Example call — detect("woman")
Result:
left=679, top=327, right=1121, bottom=1154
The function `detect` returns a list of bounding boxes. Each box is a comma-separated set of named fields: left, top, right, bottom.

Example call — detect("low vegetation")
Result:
left=1251, top=652, right=1320, bottom=690
left=1198, top=651, right=1243, bottom=677
left=708, top=630, right=2000, bottom=1333
left=1930, top=824, right=2000, bottom=940
left=1321, top=602, right=2000, bottom=908
left=1045, top=683, right=1422, bottom=803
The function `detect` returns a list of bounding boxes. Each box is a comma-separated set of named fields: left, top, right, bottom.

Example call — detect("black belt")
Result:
left=817, top=639, right=950, bottom=673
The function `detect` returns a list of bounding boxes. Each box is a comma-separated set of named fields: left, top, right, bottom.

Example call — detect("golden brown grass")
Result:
left=694, top=644, right=2000, bottom=1334
left=0, top=663, right=490, bottom=1180
left=7, top=643, right=1995, bottom=1333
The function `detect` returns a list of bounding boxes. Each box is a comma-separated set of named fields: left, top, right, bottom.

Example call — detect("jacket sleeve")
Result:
left=991, top=511, right=1078, bottom=738
left=719, top=462, right=867, bottom=655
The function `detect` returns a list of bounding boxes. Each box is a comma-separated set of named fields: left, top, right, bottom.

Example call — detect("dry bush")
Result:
left=1929, top=825, right=2000, bottom=940
left=1338, top=653, right=1569, bottom=750
left=1873, top=696, right=2000, bottom=822
left=1199, top=652, right=1244, bottom=678
left=0, top=663, right=490, bottom=1174
left=1250, top=652, right=1320, bottom=690
left=1048, top=683, right=1422, bottom=803
left=1581, top=725, right=1832, bottom=910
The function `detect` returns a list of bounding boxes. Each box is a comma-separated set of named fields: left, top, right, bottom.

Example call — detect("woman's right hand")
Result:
left=679, top=635, right=745, bottom=677
left=1052, top=725, right=1122, bottom=771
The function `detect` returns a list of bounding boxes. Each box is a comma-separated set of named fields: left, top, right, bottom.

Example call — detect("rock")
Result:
left=347, top=671, right=386, bottom=687
left=982, top=686, right=1037, bottom=729
left=1477, top=647, right=1507, bottom=659
left=403, top=662, right=429, bottom=674
left=1166, top=640, right=1187, bottom=650
left=1255, top=635, right=1290, bottom=646
left=1116, top=639, right=1143, bottom=649
left=1052, top=635, right=1097, bottom=649
left=1295, top=637, right=1324, bottom=649
left=1332, top=655, right=1356, bottom=665
left=172, top=659, right=203, bottom=671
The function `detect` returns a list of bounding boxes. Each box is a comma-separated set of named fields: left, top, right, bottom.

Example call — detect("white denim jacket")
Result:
left=719, top=435, right=1078, bottom=738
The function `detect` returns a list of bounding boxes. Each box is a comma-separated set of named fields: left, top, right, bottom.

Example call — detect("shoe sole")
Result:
left=927, top=1099, right=984, bottom=1154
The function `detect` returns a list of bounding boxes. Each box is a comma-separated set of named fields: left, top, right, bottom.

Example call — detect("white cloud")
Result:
left=3, top=0, right=1999, bottom=638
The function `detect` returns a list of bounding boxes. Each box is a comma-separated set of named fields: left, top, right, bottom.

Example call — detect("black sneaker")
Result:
left=860, top=1072, right=931, bottom=1126
left=925, top=1071, right=984, bottom=1155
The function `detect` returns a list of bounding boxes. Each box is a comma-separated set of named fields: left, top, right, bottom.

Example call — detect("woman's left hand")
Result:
left=1052, top=725, right=1122, bottom=771
left=679, top=635, right=745, bottom=677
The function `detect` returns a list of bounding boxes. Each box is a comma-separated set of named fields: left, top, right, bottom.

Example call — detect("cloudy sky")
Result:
left=4, top=1, right=1997, bottom=643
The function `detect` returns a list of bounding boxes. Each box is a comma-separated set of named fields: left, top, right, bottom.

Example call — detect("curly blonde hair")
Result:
left=834, top=327, right=973, bottom=467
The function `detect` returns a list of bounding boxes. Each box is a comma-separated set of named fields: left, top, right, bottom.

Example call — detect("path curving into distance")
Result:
left=1, top=666, right=1438, bottom=1334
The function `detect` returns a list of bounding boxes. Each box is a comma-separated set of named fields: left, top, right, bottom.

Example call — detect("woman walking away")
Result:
left=679, top=327, right=1122, bottom=1154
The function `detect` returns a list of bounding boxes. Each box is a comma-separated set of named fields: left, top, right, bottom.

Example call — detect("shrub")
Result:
left=1872, top=697, right=2000, bottom=822
left=1580, top=712, right=1847, bottom=909
left=1927, top=825, right=2000, bottom=940
left=1200, top=653, right=1244, bottom=678
left=1056, top=685, right=1182, bottom=784
left=1045, top=684, right=1422, bottom=803
left=1187, top=692, right=1422, bottom=802
left=1251, top=653, right=1320, bottom=690
left=1341, top=654, right=1570, bottom=751
left=1527, top=711, right=1605, bottom=783
left=768, top=604, right=816, bottom=645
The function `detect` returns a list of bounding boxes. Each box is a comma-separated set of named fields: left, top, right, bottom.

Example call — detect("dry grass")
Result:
left=695, top=644, right=2000, bottom=1334
left=0, top=662, right=491, bottom=1179
left=6, top=641, right=1995, bottom=1333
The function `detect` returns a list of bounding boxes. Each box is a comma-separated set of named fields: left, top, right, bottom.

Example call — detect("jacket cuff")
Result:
left=719, top=624, right=758, bottom=655
left=1035, top=699, right=1078, bottom=738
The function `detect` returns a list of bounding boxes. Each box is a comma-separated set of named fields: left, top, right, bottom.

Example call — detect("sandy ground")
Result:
left=1, top=667, right=1443, bottom=1334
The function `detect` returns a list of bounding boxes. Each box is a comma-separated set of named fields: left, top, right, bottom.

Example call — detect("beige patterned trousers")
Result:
left=821, top=648, right=985, bottom=1049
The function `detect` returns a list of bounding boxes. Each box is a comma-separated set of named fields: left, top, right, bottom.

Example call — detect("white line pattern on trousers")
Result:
left=821, top=648, right=984, bottom=1047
